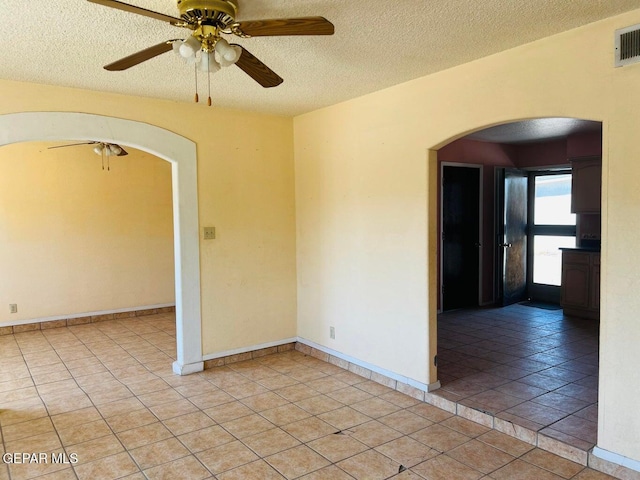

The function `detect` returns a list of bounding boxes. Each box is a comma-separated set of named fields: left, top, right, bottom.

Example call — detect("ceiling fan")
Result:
left=88, top=0, right=335, bottom=104
left=48, top=141, right=128, bottom=170
left=48, top=141, right=129, bottom=156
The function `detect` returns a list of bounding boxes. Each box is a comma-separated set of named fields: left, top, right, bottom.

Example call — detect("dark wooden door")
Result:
left=442, top=165, right=480, bottom=310
left=496, top=168, right=528, bottom=306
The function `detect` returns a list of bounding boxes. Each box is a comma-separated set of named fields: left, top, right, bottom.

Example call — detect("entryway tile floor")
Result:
left=0, top=311, right=614, bottom=479
left=435, top=304, right=599, bottom=455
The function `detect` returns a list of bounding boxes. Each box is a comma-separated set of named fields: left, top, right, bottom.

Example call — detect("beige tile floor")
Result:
left=0, top=313, right=615, bottom=479
left=435, top=304, right=599, bottom=453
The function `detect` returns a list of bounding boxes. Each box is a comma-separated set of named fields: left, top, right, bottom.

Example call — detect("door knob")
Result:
left=499, top=243, right=512, bottom=248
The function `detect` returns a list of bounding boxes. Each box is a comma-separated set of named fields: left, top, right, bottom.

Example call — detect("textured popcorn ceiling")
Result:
left=2, top=0, right=640, bottom=116
left=468, top=118, right=602, bottom=144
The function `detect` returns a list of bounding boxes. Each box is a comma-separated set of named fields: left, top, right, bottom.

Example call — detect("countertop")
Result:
left=560, top=247, right=601, bottom=253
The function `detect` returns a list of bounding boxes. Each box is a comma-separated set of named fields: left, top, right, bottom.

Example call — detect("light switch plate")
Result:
left=203, top=227, right=215, bottom=240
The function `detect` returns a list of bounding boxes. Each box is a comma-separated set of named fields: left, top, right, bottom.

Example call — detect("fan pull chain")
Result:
left=101, top=149, right=105, bottom=171
left=207, top=58, right=212, bottom=107
left=194, top=64, right=199, bottom=103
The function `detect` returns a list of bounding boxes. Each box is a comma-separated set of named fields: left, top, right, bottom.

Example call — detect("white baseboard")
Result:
left=203, top=337, right=434, bottom=394
left=296, top=337, right=430, bottom=392
left=202, top=338, right=298, bottom=361
left=592, top=446, right=640, bottom=474
left=173, top=360, right=204, bottom=376
left=1, top=303, right=176, bottom=327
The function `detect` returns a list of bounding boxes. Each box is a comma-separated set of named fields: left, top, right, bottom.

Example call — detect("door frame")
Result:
left=439, top=162, right=483, bottom=311
left=526, top=168, right=576, bottom=304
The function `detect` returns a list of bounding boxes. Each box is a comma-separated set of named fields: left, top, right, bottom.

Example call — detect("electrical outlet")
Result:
left=330, top=326, right=335, bottom=339
left=203, top=227, right=216, bottom=240
left=9, top=304, right=17, bottom=314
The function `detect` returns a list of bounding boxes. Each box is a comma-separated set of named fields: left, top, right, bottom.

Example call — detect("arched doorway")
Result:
left=429, top=117, right=602, bottom=458
left=0, top=112, right=203, bottom=375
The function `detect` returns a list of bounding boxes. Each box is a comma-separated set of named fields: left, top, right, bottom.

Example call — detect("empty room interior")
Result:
left=3, top=1, right=640, bottom=479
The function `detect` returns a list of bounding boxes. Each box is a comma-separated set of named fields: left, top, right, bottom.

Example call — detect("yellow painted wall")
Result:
left=0, top=142, right=174, bottom=323
left=294, top=9, right=640, bottom=461
left=0, top=80, right=297, bottom=355
left=3, top=5, right=640, bottom=465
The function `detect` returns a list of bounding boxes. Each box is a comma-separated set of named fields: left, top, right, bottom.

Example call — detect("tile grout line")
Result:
left=212, top=354, right=579, bottom=479
left=0, top=314, right=610, bottom=479
left=34, top=316, right=176, bottom=477
left=45, top=322, right=135, bottom=480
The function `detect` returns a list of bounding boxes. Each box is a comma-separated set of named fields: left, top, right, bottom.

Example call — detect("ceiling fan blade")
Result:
left=104, top=41, right=175, bottom=71
left=233, top=45, right=283, bottom=88
left=87, top=0, right=184, bottom=25
left=47, top=142, right=98, bottom=150
left=233, top=16, right=334, bottom=37
left=116, top=146, right=129, bottom=156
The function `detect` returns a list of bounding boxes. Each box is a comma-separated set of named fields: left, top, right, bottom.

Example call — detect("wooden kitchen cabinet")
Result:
left=561, top=249, right=600, bottom=319
left=562, top=263, right=590, bottom=308
left=571, top=157, right=601, bottom=214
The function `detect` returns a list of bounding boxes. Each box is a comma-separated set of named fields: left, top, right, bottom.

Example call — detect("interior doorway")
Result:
left=437, top=118, right=602, bottom=311
left=432, top=117, right=603, bottom=459
left=440, top=163, right=482, bottom=311
left=0, top=112, right=203, bottom=375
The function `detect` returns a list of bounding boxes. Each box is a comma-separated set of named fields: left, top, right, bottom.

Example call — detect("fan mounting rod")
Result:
left=177, top=0, right=238, bottom=28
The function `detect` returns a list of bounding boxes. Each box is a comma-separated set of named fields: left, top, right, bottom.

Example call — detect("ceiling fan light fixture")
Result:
left=178, top=35, right=201, bottom=58
left=109, top=144, right=123, bottom=156
left=215, top=38, right=239, bottom=63
left=93, top=145, right=104, bottom=155
left=217, top=45, right=241, bottom=67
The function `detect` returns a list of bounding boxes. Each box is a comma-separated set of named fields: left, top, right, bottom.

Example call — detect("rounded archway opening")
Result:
left=0, top=112, right=203, bottom=375
left=430, top=116, right=602, bottom=454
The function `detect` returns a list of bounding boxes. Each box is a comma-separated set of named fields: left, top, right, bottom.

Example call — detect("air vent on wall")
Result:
left=615, top=24, right=640, bottom=67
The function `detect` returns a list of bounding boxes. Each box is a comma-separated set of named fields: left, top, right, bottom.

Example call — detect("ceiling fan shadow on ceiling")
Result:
left=87, top=0, right=335, bottom=106
left=48, top=141, right=128, bottom=171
